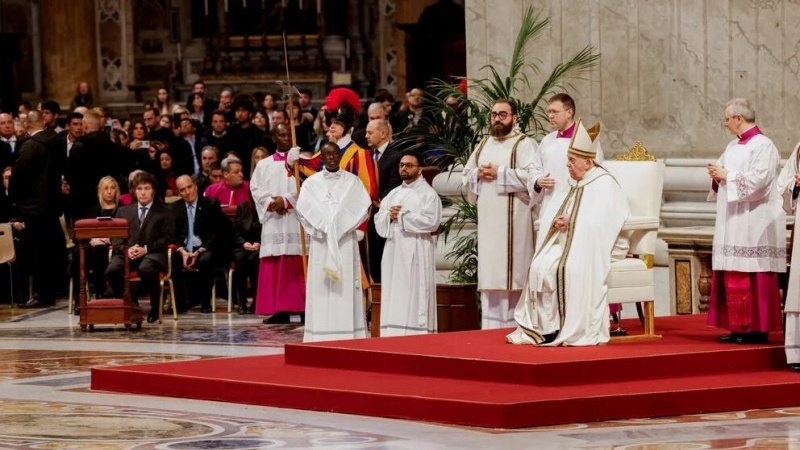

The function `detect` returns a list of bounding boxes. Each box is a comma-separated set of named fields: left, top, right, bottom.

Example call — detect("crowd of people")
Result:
left=0, top=80, right=438, bottom=332
left=6, top=80, right=798, bottom=368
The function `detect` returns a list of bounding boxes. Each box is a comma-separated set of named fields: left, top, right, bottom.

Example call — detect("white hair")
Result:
left=725, top=98, right=756, bottom=122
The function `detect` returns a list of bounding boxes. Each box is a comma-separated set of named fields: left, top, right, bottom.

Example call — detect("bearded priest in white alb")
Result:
left=295, top=142, right=371, bottom=342
left=250, top=123, right=306, bottom=321
left=707, top=98, right=785, bottom=346
left=462, top=99, right=544, bottom=329
left=374, top=151, right=442, bottom=336
left=778, top=139, right=800, bottom=373
left=507, top=120, right=629, bottom=346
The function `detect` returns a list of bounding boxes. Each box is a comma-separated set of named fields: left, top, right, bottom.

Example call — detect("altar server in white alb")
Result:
left=295, top=141, right=372, bottom=342
left=507, top=120, right=629, bottom=346
left=374, top=150, right=442, bottom=336
left=462, top=99, right=544, bottom=329
left=778, top=140, right=800, bottom=372
left=529, top=93, right=604, bottom=215
left=707, top=98, right=785, bottom=345
left=250, top=123, right=306, bottom=322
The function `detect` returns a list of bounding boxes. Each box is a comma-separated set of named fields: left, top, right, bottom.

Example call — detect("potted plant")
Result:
left=395, top=6, right=600, bottom=330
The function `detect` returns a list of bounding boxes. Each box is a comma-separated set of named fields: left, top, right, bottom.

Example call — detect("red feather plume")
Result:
left=325, top=87, right=362, bottom=114
left=458, top=78, right=468, bottom=96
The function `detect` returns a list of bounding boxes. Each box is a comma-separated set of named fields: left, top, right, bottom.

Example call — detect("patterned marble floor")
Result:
left=2, top=299, right=800, bottom=450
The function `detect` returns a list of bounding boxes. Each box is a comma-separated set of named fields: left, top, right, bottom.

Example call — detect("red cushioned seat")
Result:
left=86, top=298, right=127, bottom=307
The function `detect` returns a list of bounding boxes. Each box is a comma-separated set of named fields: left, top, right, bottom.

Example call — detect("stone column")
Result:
left=376, top=0, right=398, bottom=96
left=95, top=0, right=136, bottom=102
left=39, top=0, right=98, bottom=105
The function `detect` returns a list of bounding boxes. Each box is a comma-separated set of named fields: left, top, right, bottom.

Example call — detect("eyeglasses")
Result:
left=547, top=109, right=566, bottom=116
left=490, top=111, right=511, bottom=120
left=724, top=114, right=741, bottom=123
left=399, top=163, right=419, bottom=168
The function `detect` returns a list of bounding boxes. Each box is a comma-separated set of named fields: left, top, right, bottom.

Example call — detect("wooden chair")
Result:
left=130, top=246, right=177, bottom=323
left=74, top=218, right=143, bottom=331
left=0, top=223, right=16, bottom=306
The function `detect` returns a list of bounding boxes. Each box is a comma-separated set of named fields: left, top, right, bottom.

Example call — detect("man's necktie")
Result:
left=139, top=206, right=148, bottom=222
left=187, top=204, right=195, bottom=252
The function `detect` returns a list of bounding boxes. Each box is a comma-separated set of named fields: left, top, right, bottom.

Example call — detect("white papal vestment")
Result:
left=533, top=129, right=604, bottom=216
left=507, top=167, right=628, bottom=346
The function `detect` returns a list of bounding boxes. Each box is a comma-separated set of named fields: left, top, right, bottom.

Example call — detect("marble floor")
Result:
left=2, top=273, right=800, bottom=450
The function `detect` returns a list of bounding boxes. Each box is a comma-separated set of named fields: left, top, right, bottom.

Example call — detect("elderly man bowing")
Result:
left=374, top=150, right=442, bottom=336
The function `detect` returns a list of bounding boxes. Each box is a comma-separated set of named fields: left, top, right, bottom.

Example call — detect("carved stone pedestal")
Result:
left=660, top=226, right=714, bottom=315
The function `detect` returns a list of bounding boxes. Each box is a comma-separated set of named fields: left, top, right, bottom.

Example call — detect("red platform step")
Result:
left=91, top=315, right=800, bottom=428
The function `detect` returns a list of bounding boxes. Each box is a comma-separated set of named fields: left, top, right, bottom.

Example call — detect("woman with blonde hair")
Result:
left=250, top=146, right=269, bottom=177
left=86, top=176, right=121, bottom=298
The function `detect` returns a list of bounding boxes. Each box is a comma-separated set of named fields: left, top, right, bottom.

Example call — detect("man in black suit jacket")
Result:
left=106, top=172, right=175, bottom=323
left=171, top=175, right=231, bottom=313
left=365, top=119, right=402, bottom=282
left=9, top=110, right=65, bottom=308
left=66, top=110, right=130, bottom=220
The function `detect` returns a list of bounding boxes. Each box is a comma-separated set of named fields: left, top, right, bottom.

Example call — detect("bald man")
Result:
left=11, top=110, right=65, bottom=308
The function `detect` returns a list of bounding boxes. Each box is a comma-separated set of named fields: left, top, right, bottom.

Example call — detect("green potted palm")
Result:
left=396, top=6, right=600, bottom=330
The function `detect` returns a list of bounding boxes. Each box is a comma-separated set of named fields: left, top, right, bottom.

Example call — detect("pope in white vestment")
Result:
left=374, top=154, right=442, bottom=337
left=707, top=99, right=785, bottom=345
left=295, top=143, right=372, bottom=342
left=532, top=107, right=604, bottom=216
left=462, top=100, right=543, bottom=329
left=776, top=141, right=800, bottom=369
left=507, top=120, right=629, bottom=346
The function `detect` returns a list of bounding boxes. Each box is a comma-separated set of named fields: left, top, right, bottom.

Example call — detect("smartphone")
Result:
left=140, top=140, right=150, bottom=148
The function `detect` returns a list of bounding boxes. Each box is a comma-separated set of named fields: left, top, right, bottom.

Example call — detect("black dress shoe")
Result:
left=718, top=333, right=742, bottom=343
left=72, top=307, right=80, bottom=316
left=789, top=364, right=800, bottom=373
left=20, top=299, right=52, bottom=309
left=541, top=332, right=559, bottom=344
left=735, top=331, right=769, bottom=344
left=146, top=314, right=158, bottom=324
left=264, top=312, right=290, bottom=324
left=200, top=307, right=212, bottom=313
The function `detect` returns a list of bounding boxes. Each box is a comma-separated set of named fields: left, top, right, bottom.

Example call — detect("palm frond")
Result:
left=529, top=45, right=601, bottom=112
left=508, top=7, right=549, bottom=83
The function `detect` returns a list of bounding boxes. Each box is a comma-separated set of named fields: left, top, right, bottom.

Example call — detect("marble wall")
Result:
left=465, top=0, right=800, bottom=158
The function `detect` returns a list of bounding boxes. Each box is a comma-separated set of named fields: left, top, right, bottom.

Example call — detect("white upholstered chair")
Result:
left=603, top=142, right=665, bottom=339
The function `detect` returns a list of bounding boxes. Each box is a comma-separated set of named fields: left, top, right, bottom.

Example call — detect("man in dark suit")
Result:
left=9, top=110, right=65, bottom=308
left=204, top=111, right=233, bottom=157
left=171, top=175, right=231, bottom=313
left=66, top=110, right=129, bottom=220
left=226, top=98, right=268, bottom=177
left=179, top=118, right=209, bottom=175
left=0, top=113, right=20, bottom=161
left=365, top=119, right=402, bottom=282
left=106, top=172, right=175, bottom=323
left=57, top=112, right=83, bottom=223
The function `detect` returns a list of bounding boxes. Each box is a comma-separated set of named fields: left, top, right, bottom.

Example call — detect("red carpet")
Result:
left=91, top=315, right=800, bottom=428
